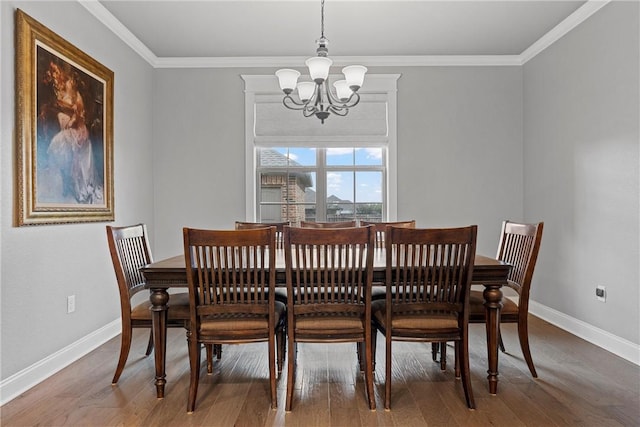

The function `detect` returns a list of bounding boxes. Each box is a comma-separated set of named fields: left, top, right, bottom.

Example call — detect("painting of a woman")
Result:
left=37, top=48, right=104, bottom=205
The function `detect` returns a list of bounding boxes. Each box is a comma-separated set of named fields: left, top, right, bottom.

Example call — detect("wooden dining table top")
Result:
left=141, top=249, right=510, bottom=287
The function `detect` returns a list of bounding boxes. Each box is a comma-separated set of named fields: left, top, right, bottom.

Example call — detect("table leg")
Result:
left=483, top=284, right=503, bottom=395
left=150, top=288, right=169, bottom=399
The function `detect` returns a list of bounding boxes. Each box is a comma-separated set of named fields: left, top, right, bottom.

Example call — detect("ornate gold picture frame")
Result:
left=15, top=9, right=114, bottom=226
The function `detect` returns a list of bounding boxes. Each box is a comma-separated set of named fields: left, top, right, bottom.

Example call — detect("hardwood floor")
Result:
left=2, top=316, right=638, bottom=426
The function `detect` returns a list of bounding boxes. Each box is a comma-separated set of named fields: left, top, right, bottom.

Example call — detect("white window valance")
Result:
left=243, top=74, right=399, bottom=147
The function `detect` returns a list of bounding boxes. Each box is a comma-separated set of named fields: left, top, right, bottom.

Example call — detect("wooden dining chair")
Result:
left=359, top=220, right=416, bottom=248
left=283, top=225, right=376, bottom=411
left=373, top=225, right=478, bottom=409
left=106, top=224, right=207, bottom=384
left=183, top=226, right=286, bottom=412
left=235, top=221, right=289, bottom=249
left=236, top=221, right=289, bottom=307
left=435, top=221, right=544, bottom=378
left=299, top=220, right=357, bottom=228
left=360, top=220, right=417, bottom=302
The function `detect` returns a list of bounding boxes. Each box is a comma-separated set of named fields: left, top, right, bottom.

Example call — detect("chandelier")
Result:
left=275, top=0, right=367, bottom=124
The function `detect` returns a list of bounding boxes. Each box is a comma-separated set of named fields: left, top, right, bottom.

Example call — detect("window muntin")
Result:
left=257, top=147, right=385, bottom=224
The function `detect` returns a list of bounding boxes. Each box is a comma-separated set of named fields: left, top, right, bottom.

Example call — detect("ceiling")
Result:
left=96, top=0, right=592, bottom=61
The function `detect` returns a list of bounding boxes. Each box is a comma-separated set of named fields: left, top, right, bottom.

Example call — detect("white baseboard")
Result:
left=528, top=299, right=640, bottom=366
left=0, top=319, right=121, bottom=406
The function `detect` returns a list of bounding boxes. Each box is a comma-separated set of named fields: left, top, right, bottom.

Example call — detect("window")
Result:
left=257, top=147, right=385, bottom=224
left=242, top=74, right=399, bottom=223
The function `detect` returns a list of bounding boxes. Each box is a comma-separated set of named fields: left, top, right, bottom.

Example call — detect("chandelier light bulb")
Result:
left=297, top=82, right=316, bottom=102
left=305, top=56, right=333, bottom=83
left=333, top=80, right=352, bottom=101
left=275, top=69, right=301, bottom=94
left=342, top=65, right=368, bottom=91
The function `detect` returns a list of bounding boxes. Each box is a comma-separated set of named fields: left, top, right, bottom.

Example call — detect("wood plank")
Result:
left=2, top=316, right=638, bottom=426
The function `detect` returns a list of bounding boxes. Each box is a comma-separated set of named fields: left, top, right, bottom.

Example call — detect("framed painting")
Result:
left=15, top=9, right=114, bottom=226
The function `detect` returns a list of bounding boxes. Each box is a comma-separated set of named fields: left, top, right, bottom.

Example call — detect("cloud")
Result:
left=327, top=148, right=353, bottom=156
left=327, top=172, right=342, bottom=191
left=363, top=148, right=382, bottom=159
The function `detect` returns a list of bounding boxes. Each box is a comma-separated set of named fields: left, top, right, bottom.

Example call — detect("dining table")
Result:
left=141, top=248, right=511, bottom=399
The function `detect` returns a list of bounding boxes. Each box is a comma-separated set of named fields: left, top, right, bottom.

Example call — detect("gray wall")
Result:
left=152, top=66, right=523, bottom=259
left=1, top=0, right=637, bottom=390
left=1, top=1, right=155, bottom=378
left=523, top=1, right=640, bottom=344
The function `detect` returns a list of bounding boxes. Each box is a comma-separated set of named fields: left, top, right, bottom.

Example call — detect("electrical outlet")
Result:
left=67, top=295, right=76, bottom=313
left=596, top=286, right=606, bottom=302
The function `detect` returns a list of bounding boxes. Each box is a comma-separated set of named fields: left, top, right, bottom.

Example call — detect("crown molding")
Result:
left=79, top=0, right=158, bottom=66
left=156, top=55, right=522, bottom=68
left=80, top=0, right=609, bottom=69
left=520, top=0, right=611, bottom=64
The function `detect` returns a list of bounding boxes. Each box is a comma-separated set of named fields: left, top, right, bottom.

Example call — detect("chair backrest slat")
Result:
left=107, top=224, right=153, bottom=304
left=360, top=220, right=416, bottom=248
left=386, top=226, right=477, bottom=314
left=235, top=221, right=288, bottom=249
left=300, top=220, right=357, bottom=229
left=496, top=221, right=543, bottom=298
left=285, top=226, right=373, bottom=312
left=184, top=227, right=276, bottom=319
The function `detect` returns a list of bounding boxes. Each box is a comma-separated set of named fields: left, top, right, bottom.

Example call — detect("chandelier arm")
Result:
left=303, top=107, right=318, bottom=118
left=328, top=105, right=349, bottom=116
left=342, top=92, right=361, bottom=108
left=324, top=80, right=341, bottom=106
left=324, top=81, right=361, bottom=109
left=283, top=95, right=309, bottom=111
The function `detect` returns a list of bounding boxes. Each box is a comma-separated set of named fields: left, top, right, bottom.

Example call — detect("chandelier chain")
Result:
left=320, top=0, right=325, bottom=39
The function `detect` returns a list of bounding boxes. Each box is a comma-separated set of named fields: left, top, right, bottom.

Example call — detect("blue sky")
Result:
left=273, top=147, right=382, bottom=203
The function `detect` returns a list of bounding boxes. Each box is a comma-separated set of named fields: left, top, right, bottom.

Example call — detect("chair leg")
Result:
left=371, top=329, right=377, bottom=372
left=187, top=334, right=202, bottom=413
left=112, top=325, right=133, bottom=384
left=285, top=337, right=296, bottom=411
left=498, top=327, right=506, bottom=353
left=454, top=341, right=461, bottom=379
left=276, top=325, right=286, bottom=375
left=518, top=317, right=538, bottom=378
left=364, top=330, right=376, bottom=410
left=431, top=342, right=438, bottom=362
left=205, top=344, right=213, bottom=374
left=459, top=330, right=475, bottom=409
left=357, top=342, right=364, bottom=372
left=384, top=334, right=392, bottom=410
left=268, top=332, right=278, bottom=409
left=440, top=342, right=447, bottom=371
left=215, top=344, right=222, bottom=360
left=144, top=329, right=154, bottom=356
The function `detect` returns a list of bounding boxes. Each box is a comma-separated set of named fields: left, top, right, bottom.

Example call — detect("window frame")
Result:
left=242, top=74, right=400, bottom=222
left=256, top=147, right=387, bottom=223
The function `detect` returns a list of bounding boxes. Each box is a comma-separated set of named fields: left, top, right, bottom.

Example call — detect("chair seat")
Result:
left=295, top=312, right=364, bottom=334
left=199, top=301, right=286, bottom=335
left=131, top=292, right=191, bottom=320
left=372, top=300, right=459, bottom=330
left=469, top=290, right=519, bottom=317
